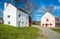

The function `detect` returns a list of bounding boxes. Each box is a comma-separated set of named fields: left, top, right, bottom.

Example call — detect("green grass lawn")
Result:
left=51, top=28, right=60, bottom=33
left=0, top=24, right=41, bottom=39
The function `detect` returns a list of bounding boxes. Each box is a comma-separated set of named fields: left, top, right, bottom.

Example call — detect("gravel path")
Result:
left=32, top=25, right=60, bottom=39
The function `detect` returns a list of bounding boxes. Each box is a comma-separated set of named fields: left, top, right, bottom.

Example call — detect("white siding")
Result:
left=16, top=10, right=29, bottom=27
left=3, top=3, right=17, bottom=27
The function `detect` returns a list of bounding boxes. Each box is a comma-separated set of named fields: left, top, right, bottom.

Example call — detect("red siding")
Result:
left=55, top=17, right=58, bottom=23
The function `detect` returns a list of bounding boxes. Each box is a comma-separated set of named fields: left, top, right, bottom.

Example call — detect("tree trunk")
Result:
left=29, top=16, right=32, bottom=27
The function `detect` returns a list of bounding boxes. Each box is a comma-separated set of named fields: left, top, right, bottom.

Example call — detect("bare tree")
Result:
left=13, top=0, right=38, bottom=14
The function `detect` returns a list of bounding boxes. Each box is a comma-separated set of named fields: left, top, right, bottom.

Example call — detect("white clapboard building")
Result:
left=41, top=11, right=58, bottom=27
left=3, top=2, right=29, bottom=27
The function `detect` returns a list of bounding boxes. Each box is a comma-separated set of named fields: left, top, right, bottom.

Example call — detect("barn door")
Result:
left=18, top=21, right=20, bottom=27
left=46, top=24, right=48, bottom=27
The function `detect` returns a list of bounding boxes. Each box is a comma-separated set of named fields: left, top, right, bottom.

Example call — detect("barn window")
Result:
left=42, top=24, right=44, bottom=26
left=8, top=21, right=10, bottom=24
left=19, top=14, right=20, bottom=17
left=50, top=23, right=52, bottom=26
left=46, top=24, right=48, bottom=26
left=46, top=19, right=49, bottom=22
left=7, top=15, right=10, bottom=18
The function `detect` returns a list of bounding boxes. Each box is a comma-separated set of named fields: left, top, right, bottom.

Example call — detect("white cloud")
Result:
left=58, top=0, right=60, bottom=3
left=54, top=6, right=60, bottom=9
left=38, top=7, right=46, bottom=13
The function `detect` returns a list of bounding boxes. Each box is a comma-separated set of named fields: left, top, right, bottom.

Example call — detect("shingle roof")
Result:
left=17, top=7, right=28, bottom=14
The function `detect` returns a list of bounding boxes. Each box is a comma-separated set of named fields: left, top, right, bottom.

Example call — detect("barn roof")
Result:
left=41, top=11, right=59, bottom=21
left=17, top=8, right=28, bottom=14
left=41, top=11, right=52, bottom=17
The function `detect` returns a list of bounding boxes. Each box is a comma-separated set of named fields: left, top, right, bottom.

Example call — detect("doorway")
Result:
left=46, top=24, right=48, bottom=27
left=18, top=21, right=20, bottom=27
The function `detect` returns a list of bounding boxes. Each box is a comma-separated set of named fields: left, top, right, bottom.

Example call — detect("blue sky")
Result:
left=0, top=0, right=60, bottom=21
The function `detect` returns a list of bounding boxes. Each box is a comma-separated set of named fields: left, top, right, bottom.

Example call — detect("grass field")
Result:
left=32, top=21, right=41, bottom=26
left=0, top=24, right=41, bottom=39
left=51, top=28, right=60, bottom=33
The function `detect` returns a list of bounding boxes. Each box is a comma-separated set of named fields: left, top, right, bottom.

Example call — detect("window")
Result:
left=42, top=24, right=44, bottom=26
left=19, top=14, right=20, bottom=17
left=46, top=24, right=48, bottom=26
left=22, top=22, right=24, bottom=24
left=46, top=19, right=49, bottom=22
left=50, top=23, right=52, bottom=26
left=8, top=21, right=10, bottom=24
left=7, top=15, right=10, bottom=18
